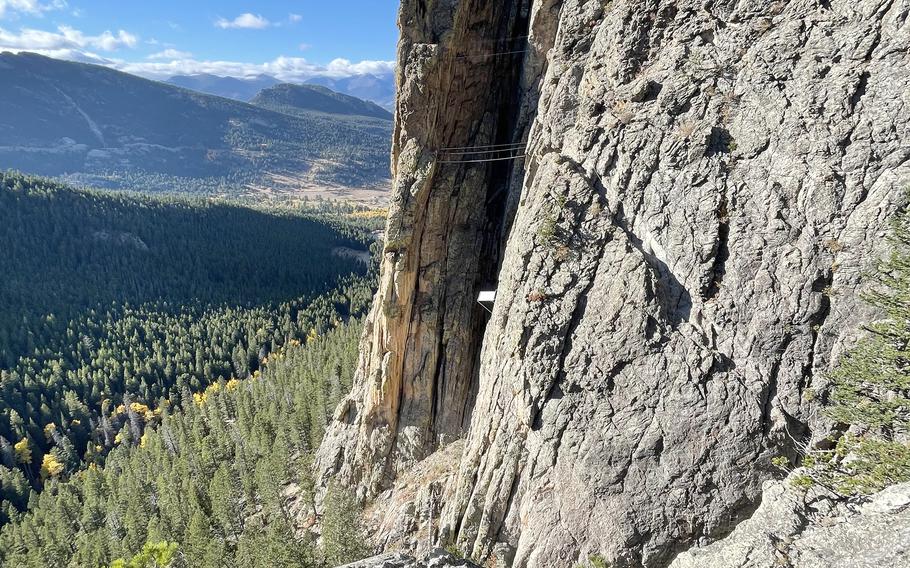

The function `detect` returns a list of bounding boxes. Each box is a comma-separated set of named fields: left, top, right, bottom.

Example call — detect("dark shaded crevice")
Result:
left=848, top=71, right=870, bottom=111
left=430, top=329, right=446, bottom=437
left=459, top=0, right=536, bottom=433
left=603, top=360, right=628, bottom=394
left=703, top=191, right=730, bottom=300
left=803, top=271, right=833, bottom=394
left=706, top=126, right=734, bottom=156
left=760, top=360, right=782, bottom=437
left=643, top=80, right=663, bottom=101
left=478, top=3, right=535, bottom=283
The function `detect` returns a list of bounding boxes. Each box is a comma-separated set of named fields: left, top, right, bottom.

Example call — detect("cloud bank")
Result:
left=0, top=20, right=393, bottom=83
left=117, top=55, right=395, bottom=82
left=147, top=48, right=192, bottom=61
left=0, top=25, right=136, bottom=51
left=0, top=44, right=394, bottom=83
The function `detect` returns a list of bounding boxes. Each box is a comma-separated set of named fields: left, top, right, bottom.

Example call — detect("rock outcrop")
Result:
left=339, top=550, right=479, bottom=568
left=318, top=0, right=910, bottom=566
left=668, top=478, right=910, bottom=568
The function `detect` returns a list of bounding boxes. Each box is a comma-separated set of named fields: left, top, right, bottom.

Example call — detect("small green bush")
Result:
left=575, top=554, right=610, bottom=568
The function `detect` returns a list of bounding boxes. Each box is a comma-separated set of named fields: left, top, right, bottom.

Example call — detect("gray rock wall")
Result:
left=319, top=0, right=910, bottom=566
left=668, top=478, right=910, bottom=568
left=443, top=0, right=910, bottom=565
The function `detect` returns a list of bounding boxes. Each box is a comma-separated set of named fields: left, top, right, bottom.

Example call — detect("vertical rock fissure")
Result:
left=703, top=191, right=730, bottom=300
left=459, top=1, right=536, bottom=445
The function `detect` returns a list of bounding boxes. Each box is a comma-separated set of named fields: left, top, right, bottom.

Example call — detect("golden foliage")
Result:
left=348, top=208, right=387, bottom=219
left=40, top=453, right=65, bottom=480
left=14, top=438, right=31, bottom=465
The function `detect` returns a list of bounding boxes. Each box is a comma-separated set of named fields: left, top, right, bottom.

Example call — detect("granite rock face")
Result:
left=318, top=0, right=910, bottom=566
left=668, top=479, right=910, bottom=568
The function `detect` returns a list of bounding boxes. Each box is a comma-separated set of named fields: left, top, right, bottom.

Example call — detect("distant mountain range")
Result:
left=167, top=72, right=396, bottom=110
left=0, top=53, right=392, bottom=192
left=167, top=73, right=281, bottom=102
left=306, top=74, right=396, bottom=111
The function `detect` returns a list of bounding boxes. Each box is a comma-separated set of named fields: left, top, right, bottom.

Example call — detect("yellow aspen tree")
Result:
left=13, top=438, right=31, bottom=465
left=40, top=453, right=64, bottom=480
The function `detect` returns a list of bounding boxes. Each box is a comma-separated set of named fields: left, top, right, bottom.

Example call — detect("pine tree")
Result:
left=182, top=509, right=212, bottom=567
left=321, top=484, right=368, bottom=566
left=208, top=464, right=240, bottom=539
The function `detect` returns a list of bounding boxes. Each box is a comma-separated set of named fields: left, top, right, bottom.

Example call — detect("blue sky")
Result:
left=0, top=0, right=399, bottom=80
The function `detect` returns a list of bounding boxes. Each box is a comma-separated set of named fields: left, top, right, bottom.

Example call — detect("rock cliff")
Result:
left=316, top=0, right=910, bottom=566
left=315, top=0, right=536, bottom=498
left=668, top=477, right=910, bottom=568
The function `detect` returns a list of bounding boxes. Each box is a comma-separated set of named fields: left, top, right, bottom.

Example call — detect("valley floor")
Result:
left=244, top=173, right=390, bottom=207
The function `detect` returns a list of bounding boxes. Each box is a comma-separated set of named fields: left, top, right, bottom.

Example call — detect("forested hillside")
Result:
left=252, top=84, right=392, bottom=120
left=0, top=53, right=391, bottom=192
left=0, top=173, right=380, bottom=554
left=0, top=172, right=367, bottom=367
left=0, top=318, right=369, bottom=567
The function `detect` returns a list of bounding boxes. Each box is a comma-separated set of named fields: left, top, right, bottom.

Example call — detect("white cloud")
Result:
left=0, top=0, right=66, bottom=19
left=215, top=13, right=270, bottom=30
left=288, top=13, right=302, bottom=23
left=0, top=25, right=137, bottom=51
left=324, top=58, right=396, bottom=78
left=89, top=29, right=137, bottom=50
left=147, top=48, right=192, bottom=60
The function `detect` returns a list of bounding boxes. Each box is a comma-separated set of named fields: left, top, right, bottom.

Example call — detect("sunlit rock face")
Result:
left=318, top=0, right=910, bottom=566
left=669, top=479, right=910, bottom=568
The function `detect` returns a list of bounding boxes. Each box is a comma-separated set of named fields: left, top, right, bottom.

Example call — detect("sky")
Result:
left=0, top=0, right=400, bottom=81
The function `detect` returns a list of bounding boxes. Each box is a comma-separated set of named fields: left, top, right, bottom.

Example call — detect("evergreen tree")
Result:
left=321, top=484, right=369, bottom=566
left=0, top=321, right=367, bottom=566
